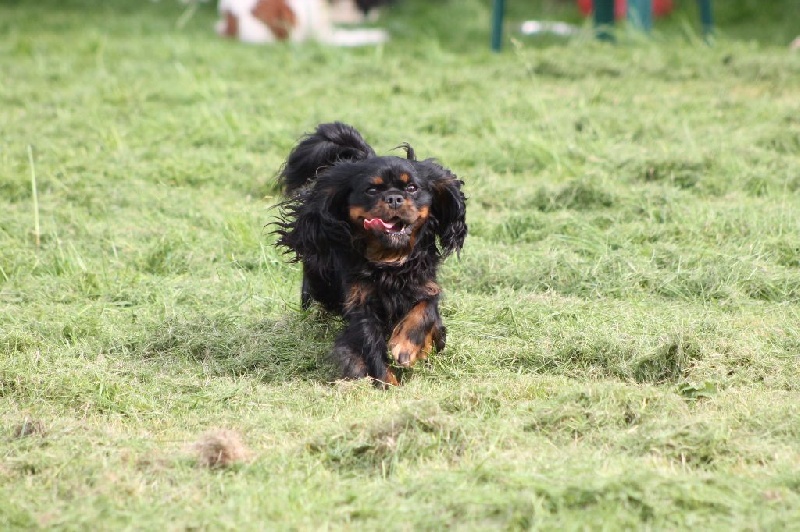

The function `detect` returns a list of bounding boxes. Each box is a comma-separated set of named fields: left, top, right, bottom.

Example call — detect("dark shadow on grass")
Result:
left=505, top=334, right=635, bottom=381
left=633, top=337, right=703, bottom=384
left=526, top=180, right=616, bottom=212
left=130, top=312, right=341, bottom=383
left=306, top=404, right=465, bottom=477
left=499, top=332, right=707, bottom=386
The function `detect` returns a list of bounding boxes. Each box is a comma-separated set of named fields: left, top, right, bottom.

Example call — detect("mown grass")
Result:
left=2, top=0, right=800, bottom=528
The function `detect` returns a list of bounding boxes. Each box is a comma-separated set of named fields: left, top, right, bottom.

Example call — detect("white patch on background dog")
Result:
left=216, top=0, right=389, bottom=46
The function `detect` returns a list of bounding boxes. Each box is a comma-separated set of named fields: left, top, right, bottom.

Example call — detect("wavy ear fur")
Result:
left=279, top=122, right=375, bottom=194
left=274, top=177, right=352, bottom=274
left=416, top=159, right=467, bottom=257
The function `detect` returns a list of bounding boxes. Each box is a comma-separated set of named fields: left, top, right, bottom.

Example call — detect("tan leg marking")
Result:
left=388, top=301, right=435, bottom=368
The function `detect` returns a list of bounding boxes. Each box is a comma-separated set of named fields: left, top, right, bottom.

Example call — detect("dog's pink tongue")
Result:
left=364, top=218, right=389, bottom=231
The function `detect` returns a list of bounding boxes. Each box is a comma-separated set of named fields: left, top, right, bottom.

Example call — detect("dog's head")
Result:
left=342, top=155, right=466, bottom=264
left=276, top=123, right=466, bottom=267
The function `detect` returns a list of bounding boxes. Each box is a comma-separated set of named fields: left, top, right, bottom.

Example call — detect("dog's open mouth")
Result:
left=363, top=218, right=411, bottom=236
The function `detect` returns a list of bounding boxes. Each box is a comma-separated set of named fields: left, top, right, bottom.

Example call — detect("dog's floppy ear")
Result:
left=251, top=0, right=297, bottom=41
left=417, top=159, right=467, bottom=257
left=279, top=122, right=375, bottom=194
left=274, top=175, right=352, bottom=270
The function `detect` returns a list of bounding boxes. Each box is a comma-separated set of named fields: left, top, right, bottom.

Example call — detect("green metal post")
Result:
left=491, top=0, right=505, bottom=52
left=594, top=0, right=615, bottom=42
left=697, top=0, right=713, bottom=39
left=627, top=0, right=652, bottom=33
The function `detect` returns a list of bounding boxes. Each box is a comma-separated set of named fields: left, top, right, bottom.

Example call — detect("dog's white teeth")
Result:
left=385, top=223, right=406, bottom=234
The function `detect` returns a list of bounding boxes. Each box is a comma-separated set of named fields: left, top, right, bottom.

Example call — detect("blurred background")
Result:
left=1, top=0, right=797, bottom=49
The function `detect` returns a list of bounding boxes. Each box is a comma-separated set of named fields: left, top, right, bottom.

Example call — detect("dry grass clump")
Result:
left=192, top=429, right=251, bottom=469
left=12, top=419, right=46, bottom=439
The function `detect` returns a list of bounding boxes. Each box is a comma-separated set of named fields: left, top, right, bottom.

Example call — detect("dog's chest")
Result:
left=365, top=271, right=427, bottom=323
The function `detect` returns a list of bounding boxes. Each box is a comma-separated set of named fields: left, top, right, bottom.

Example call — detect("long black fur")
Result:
left=279, top=122, right=375, bottom=194
left=274, top=122, right=466, bottom=385
left=353, top=0, right=395, bottom=14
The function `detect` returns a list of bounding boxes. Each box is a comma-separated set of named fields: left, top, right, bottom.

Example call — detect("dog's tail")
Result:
left=279, top=122, right=375, bottom=195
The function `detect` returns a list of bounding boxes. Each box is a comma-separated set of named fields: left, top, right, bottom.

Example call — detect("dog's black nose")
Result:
left=384, top=193, right=404, bottom=209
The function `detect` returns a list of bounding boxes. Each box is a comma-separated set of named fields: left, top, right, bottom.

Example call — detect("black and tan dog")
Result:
left=274, top=122, right=467, bottom=386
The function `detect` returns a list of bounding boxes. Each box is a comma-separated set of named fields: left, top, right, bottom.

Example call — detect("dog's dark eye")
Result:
left=366, top=187, right=379, bottom=196
left=405, top=183, right=418, bottom=193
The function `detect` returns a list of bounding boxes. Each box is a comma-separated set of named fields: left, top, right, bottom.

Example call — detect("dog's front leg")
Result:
left=388, top=298, right=445, bottom=368
left=331, top=311, right=398, bottom=387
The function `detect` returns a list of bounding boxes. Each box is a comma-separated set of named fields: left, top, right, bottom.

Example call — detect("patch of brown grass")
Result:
left=192, top=429, right=251, bottom=469
left=12, top=419, right=46, bottom=439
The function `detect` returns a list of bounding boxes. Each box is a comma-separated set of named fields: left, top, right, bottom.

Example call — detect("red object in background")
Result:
left=577, top=0, right=674, bottom=19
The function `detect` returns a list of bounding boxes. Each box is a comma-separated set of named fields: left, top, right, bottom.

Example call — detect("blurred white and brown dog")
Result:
left=216, top=0, right=391, bottom=46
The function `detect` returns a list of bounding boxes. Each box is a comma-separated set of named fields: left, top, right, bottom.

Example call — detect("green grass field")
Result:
left=2, top=0, right=799, bottom=528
